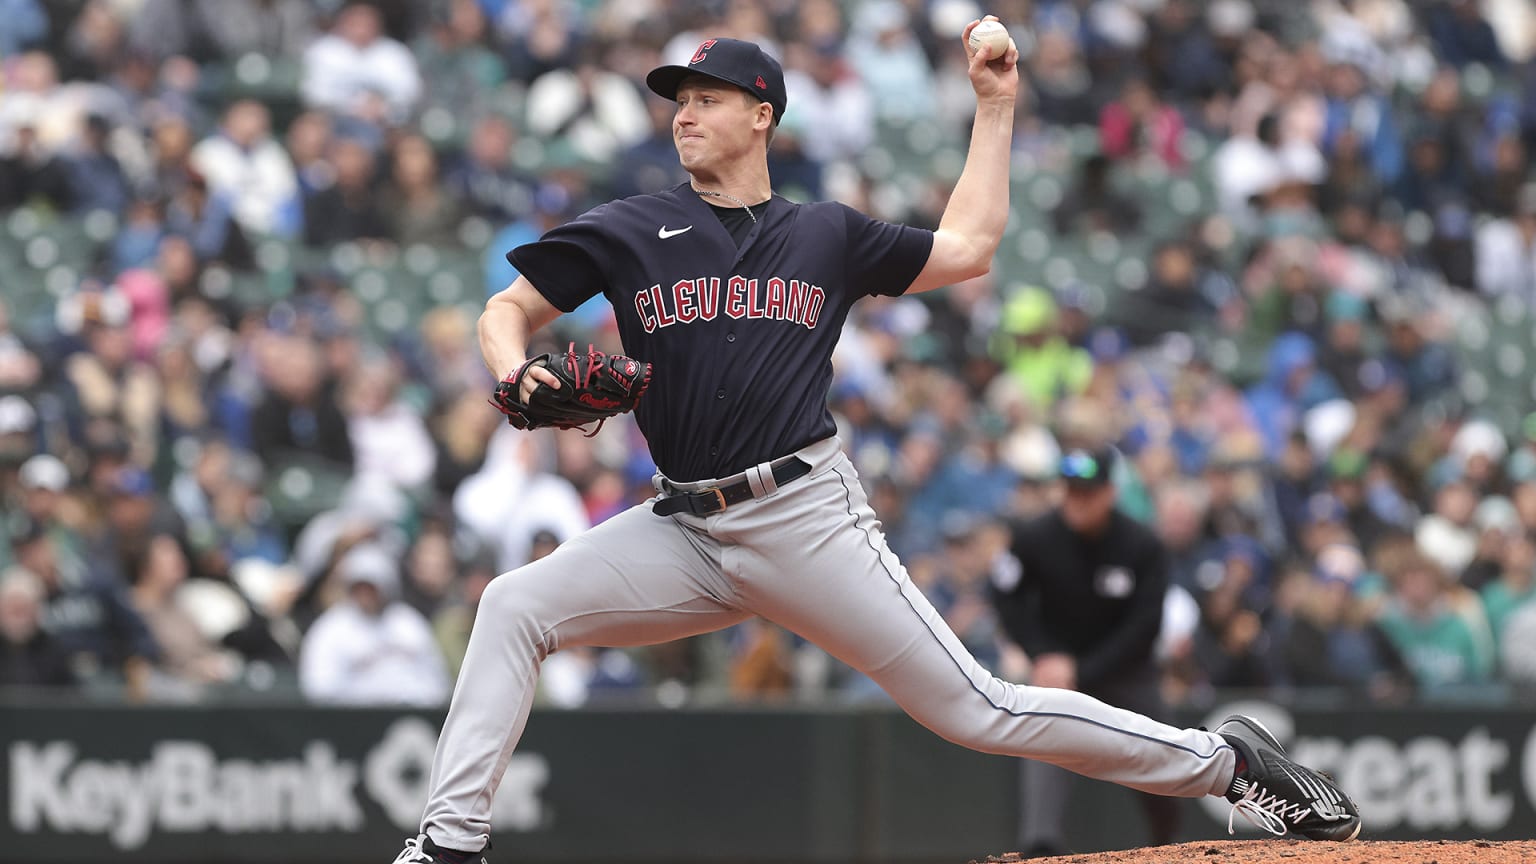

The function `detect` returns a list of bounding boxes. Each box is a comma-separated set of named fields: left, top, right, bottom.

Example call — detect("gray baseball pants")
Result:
left=422, top=436, right=1235, bottom=852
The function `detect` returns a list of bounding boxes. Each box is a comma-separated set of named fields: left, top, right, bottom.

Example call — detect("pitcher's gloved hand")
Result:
left=490, top=343, right=652, bottom=437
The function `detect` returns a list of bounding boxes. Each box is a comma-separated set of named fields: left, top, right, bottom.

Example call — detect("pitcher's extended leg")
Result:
left=422, top=504, right=746, bottom=851
left=730, top=454, right=1234, bottom=799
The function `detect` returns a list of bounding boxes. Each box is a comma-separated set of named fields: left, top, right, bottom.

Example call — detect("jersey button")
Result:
left=710, top=446, right=719, bottom=456
left=715, top=389, right=726, bottom=399
left=726, top=333, right=737, bottom=343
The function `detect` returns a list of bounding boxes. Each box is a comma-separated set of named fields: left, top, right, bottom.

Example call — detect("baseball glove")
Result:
left=490, top=342, right=652, bottom=436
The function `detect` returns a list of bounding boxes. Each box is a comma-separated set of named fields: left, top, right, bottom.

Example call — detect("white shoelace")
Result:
left=393, top=835, right=434, bottom=864
left=1226, top=778, right=1315, bottom=836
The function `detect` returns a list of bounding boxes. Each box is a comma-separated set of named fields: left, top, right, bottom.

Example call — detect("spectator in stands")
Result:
left=302, top=135, right=389, bottom=247
left=0, top=0, right=47, bottom=58
left=344, top=355, right=436, bottom=491
left=190, top=100, right=301, bottom=238
left=62, top=299, right=162, bottom=468
left=0, top=121, right=72, bottom=212
left=430, top=390, right=503, bottom=499
left=164, top=169, right=252, bottom=268
left=848, top=1, right=935, bottom=122
left=63, top=113, right=130, bottom=216
left=783, top=40, right=874, bottom=166
left=524, top=49, right=650, bottom=165
left=413, top=0, right=505, bottom=120
left=380, top=133, right=465, bottom=248
left=417, top=306, right=492, bottom=403
left=1272, top=545, right=1413, bottom=699
left=1245, top=333, right=1341, bottom=459
left=1321, top=39, right=1403, bottom=186
left=1481, top=531, right=1536, bottom=653
left=0, top=566, right=76, bottom=690
left=1376, top=550, right=1493, bottom=690
left=251, top=335, right=354, bottom=470
left=1475, top=181, right=1536, bottom=300
left=128, top=532, right=240, bottom=695
left=447, top=114, right=536, bottom=224
left=298, top=543, right=449, bottom=705
left=9, top=514, right=157, bottom=698
left=301, top=1, right=422, bottom=129
left=401, top=521, right=456, bottom=619
left=129, top=0, right=315, bottom=61
left=1026, top=28, right=1095, bottom=128
left=12, top=455, right=87, bottom=566
left=1053, top=154, right=1142, bottom=238
left=497, top=0, right=582, bottom=85
left=994, top=288, right=1092, bottom=415
left=1378, top=297, right=1456, bottom=404
left=432, top=547, right=498, bottom=679
left=1100, top=77, right=1185, bottom=171
left=285, top=110, right=336, bottom=198
left=0, top=301, right=42, bottom=392
left=1427, top=0, right=1507, bottom=69
left=453, top=427, right=589, bottom=573
left=1122, top=241, right=1220, bottom=346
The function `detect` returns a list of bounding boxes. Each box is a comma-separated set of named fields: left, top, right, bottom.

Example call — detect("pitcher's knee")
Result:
left=902, top=676, right=1034, bottom=753
left=478, top=570, right=555, bottom=657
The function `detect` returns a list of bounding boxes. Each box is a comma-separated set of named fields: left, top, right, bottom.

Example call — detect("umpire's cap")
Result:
left=1059, top=447, right=1116, bottom=489
left=646, top=38, right=787, bottom=124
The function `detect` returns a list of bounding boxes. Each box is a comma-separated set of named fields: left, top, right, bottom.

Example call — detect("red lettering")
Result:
left=803, top=286, right=825, bottom=329
left=635, top=290, right=658, bottom=333
left=785, top=279, right=806, bottom=322
left=746, top=278, right=764, bottom=319
left=651, top=283, right=677, bottom=328
left=725, top=276, right=747, bottom=319
left=675, top=279, right=698, bottom=323
left=699, top=277, right=720, bottom=320
left=765, top=277, right=786, bottom=320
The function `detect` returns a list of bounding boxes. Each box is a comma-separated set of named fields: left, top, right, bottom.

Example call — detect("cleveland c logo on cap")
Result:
left=689, top=39, right=716, bottom=64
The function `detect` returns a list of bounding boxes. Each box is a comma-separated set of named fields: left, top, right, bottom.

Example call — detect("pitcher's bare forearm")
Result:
left=935, top=96, right=1015, bottom=267
left=479, top=276, right=564, bottom=394
left=907, top=18, right=1021, bottom=293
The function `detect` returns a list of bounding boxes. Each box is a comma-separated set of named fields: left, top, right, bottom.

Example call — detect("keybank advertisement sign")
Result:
left=1198, top=700, right=1536, bottom=836
left=4, top=712, right=549, bottom=856
left=4, top=702, right=1536, bottom=861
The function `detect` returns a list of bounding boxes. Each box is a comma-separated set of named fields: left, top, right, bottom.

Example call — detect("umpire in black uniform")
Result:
left=990, top=446, right=1178, bottom=856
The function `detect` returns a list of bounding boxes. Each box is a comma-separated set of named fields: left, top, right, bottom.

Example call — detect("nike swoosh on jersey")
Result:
left=658, top=225, right=693, bottom=239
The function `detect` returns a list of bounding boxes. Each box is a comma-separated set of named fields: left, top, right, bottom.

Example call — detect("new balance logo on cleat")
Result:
left=1217, top=715, right=1362, bottom=842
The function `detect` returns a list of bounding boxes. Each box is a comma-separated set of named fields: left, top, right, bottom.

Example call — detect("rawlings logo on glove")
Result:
left=490, top=343, right=652, bottom=436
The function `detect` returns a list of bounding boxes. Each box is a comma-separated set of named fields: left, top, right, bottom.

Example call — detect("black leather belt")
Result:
left=652, top=456, right=811, bottom=517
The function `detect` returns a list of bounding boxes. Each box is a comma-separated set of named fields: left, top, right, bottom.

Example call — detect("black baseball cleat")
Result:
left=392, top=834, right=487, bottom=864
left=1217, top=715, right=1362, bottom=841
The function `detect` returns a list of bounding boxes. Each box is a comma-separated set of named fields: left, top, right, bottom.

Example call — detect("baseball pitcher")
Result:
left=392, top=19, right=1360, bottom=864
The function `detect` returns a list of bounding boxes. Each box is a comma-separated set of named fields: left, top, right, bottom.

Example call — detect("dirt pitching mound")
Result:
left=971, top=838, right=1536, bottom=864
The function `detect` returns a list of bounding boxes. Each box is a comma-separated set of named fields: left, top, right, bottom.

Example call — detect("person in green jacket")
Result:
left=993, top=286, right=1092, bottom=414
left=1377, top=551, right=1494, bottom=690
left=1482, top=533, right=1536, bottom=657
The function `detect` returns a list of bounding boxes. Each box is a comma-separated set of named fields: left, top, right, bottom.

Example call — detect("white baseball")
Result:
left=968, top=20, right=1010, bottom=59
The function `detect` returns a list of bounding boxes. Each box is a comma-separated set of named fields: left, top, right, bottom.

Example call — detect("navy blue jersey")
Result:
left=508, top=183, right=933, bottom=481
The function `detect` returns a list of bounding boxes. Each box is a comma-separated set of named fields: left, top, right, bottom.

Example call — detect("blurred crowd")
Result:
left=2, top=0, right=1536, bottom=710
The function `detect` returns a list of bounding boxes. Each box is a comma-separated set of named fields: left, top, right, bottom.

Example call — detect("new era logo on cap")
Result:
left=646, top=37, right=787, bottom=124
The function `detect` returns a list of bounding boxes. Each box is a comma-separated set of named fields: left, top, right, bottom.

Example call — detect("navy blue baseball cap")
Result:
left=646, top=38, right=787, bottom=125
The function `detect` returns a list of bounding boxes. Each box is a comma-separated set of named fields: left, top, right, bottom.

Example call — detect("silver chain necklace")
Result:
left=694, top=188, right=765, bottom=224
